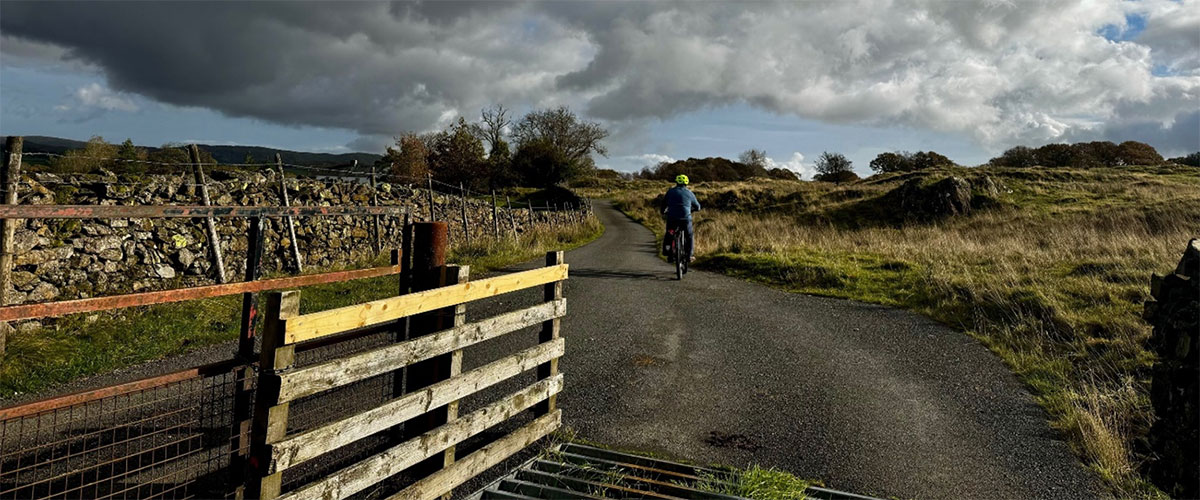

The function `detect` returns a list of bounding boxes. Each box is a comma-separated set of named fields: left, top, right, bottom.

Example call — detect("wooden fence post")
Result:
left=439, top=264, right=469, bottom=499
left=276, top=155, right=303, bottom=273
left=490, top=190, right=500, bottom=240
left=526, top=201, right=534, bottom=229
left=426, top=173, right=435, bottom=222
left=370, top=165, right=381, bottom=254
left=189, top=144, right=227, bottom=284
left=458, top=183, right=470, bottom=246
left=505, top=195, right=517, bottom=238
left=0, top=136, right=22, bottom=355
left=247, top=290, right=300, bottom=500
left=534, top=251, right=564, bottom=416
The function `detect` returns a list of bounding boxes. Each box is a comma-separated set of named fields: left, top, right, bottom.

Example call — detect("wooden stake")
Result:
left=490, top=190, right=500, bottom=240
left=458, top=183, right=470, bottom=246
left=370, top=165, right=382, bottom=254
left=189, top=144, right=227, bottom=284
left=0, top=136, right=22, bottom=354
left=426, top=173, right=435, bottom=222
left=276, top=155, right=303, bottom=273
left=247, top=290, right=300, bottom=500
left=505, top=195, right=517, bottom=238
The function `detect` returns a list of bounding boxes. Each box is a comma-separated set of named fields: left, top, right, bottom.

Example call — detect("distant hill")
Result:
left=17, top=136, right=381, bottom=168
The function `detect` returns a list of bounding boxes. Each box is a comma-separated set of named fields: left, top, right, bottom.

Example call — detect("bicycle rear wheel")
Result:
left=675, top=231, right=684, bottom=280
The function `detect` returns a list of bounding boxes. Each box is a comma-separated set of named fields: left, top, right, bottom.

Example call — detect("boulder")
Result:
left=10, top=271, right=36, bottom=291
left=890, top=176, right=973, bottom=220
left=152, top=264, right=177, bottom=279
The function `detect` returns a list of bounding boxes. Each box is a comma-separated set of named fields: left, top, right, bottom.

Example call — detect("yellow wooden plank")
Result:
left=385, top=410, right=562, bottom=500
left=277, top=299, right=565, bottom=403
left=286, top=264, right=568, bottom=344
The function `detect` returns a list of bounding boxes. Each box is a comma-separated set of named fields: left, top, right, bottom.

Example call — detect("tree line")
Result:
left=380, top=105, right=608, bottom=191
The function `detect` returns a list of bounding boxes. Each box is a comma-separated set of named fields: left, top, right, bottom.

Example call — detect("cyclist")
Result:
left=663, top=174, right=700, bottom=263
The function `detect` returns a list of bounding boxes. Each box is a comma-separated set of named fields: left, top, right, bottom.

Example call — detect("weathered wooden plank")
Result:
left=0, top=264, right=402, bottom=322
left=286, top=264, right=568, bottom=344
left=278, top=299, right=565, bottom=403
left=277, top=375, right=563, bottom=499
left=0, top=204, right=406, bottom=219
left=385, top=411, right=562, bottom=500
left=270, top=338, right=564, bottom=471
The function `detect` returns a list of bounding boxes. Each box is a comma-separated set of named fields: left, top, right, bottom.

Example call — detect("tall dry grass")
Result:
left=609, top=166, right=1200, bottom=497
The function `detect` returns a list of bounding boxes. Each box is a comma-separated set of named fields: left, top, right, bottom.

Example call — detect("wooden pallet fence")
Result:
left=248, top=253, right=568, bottom=500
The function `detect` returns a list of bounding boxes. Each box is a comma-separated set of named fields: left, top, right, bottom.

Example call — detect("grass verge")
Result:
left=0, top=216, right=603, bottom=400
left=609, top=166, right=1198, bottom=498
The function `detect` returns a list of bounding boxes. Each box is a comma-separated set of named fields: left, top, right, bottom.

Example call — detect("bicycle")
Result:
left=665, top=225, right=688, bottom=280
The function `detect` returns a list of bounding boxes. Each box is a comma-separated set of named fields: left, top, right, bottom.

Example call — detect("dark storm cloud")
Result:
left=1, top=0, right=1197, bottom=152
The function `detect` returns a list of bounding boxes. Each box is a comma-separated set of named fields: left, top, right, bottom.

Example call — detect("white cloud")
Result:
left=56, top=83, right=139, bottom=116
left=765, top=152, right=811, bottom=179
left=600, top=153, right=677, bottom=172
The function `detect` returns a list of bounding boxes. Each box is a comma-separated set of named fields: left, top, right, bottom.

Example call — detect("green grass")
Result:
left=0, top=217, right=603, bottom=400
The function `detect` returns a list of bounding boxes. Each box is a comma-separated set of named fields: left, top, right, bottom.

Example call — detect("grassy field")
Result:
left=0, top=218, right=602, bottom=400
left=596, top=165, right=1200, bottom=498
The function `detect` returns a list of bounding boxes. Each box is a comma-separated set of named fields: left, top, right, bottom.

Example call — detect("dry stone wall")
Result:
left=1143, top=239, right=1199, bottom=499
left=7, top=169, right=586, bottom=319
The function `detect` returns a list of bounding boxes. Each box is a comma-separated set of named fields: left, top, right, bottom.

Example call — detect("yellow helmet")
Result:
left=675, top=174, right=689, bottom=185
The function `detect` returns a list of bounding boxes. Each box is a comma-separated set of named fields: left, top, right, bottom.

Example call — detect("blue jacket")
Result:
left=664, top=185, right=700, bottom=220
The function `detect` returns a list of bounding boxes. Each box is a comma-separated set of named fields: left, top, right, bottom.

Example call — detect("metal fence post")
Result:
left=229, top=216, right=265, bottom=497
left=426, top=174, right=435, bottom=222
left=490, top=190, right=500, bottom=240
left=506, top=195, right=517, bottom=238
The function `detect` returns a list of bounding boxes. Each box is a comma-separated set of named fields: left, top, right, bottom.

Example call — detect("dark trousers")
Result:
left=665, top=218, right=694, bottom=260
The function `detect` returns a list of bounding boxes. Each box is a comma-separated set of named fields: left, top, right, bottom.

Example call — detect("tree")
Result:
left=990, top=146, right=1037, bottom=168
left=511, top=138, right=575, bottom=188
left=813, top=151, right=854, bottom=182
left=1168, top=152, right=1200, bottom=167
left=382, top=133, right=431, bottom=181
left=428, top=117, right=487, bottom=190
left=512, top=106, right=608, bottom=163
left=1117, top=141, right=1164, bottom=166
left=477, top=104, right=511, bottom=153
left=909, top=151, right=954, bottom=170
left=1033, top=143, right=1076, bottom=167
left=869, top=152, right=908, bottom=174
left=739, top=149, right=768, bottom=169
left=118, top=138, right=143, bottom=161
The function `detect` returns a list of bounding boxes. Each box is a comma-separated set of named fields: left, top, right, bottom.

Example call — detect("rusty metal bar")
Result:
left=0, top=204, right=405, bottom=219
left=0, top=264, right=403, bottom=322
left=0, top=358, right=241, bottom=420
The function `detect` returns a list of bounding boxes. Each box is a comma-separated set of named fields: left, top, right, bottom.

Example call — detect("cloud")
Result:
left=765, top=152, right=812, bottom=179
left=600, top=153, right=677, bottom=172
left=2, top=0, right=1197, bottom=155
left=53, top=82, right=139, bottom=121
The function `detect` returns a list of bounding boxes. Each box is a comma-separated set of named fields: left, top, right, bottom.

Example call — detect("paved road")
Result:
left=503, top=200, right=1099, bottom=500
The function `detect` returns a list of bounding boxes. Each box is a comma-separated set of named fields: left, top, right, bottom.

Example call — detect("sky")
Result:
left=1, top=1, right=1197, bottom=178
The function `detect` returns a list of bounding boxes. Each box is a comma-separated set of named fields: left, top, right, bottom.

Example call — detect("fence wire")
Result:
left=0, top=364, right=248, bottom=500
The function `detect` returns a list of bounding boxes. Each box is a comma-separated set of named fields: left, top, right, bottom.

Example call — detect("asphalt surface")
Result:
left=3, top=200, right=1102, bottom=500
left=492, top=200, right=1101, bottom=500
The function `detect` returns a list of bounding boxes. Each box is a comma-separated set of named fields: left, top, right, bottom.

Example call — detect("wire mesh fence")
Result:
left=0, top=361, right=248, bottom=500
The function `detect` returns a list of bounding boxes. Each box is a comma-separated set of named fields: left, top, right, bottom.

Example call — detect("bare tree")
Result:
left=512, top=106, right=608, bottom=162
left=739, top=149, right=768, bottom=168
left=477, top=104, right=511, bottom=153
